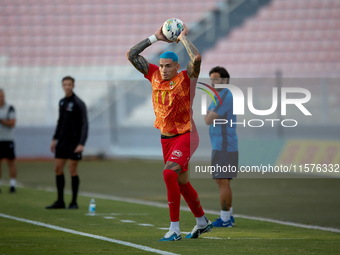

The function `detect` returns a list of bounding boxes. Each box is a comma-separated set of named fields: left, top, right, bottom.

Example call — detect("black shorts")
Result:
left=211, top=150, right=238, bottom=179
left=0, top=141, right=15, bottom=159
left=55, top=140, right=82, bottom=161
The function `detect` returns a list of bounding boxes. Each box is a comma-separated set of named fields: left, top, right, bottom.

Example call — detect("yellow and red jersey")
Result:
left=144, top=64, right=196, bottom=134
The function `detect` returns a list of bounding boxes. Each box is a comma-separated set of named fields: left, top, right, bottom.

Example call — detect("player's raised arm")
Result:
left=126, top=26, right=173, bottom=75
left=126, top=39, right=151, bottom=75
left=177, top=24, right=202, bottom=78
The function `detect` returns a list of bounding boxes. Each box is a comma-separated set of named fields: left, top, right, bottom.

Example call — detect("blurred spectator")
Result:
left=0, top=89, right=17, bottom=193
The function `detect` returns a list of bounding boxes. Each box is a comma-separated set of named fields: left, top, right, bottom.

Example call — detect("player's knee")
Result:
left=216, top=178, right=230, bottom=187
left=177, top=173, right=189, bottom=185
left=54, top=165, right=63, bottom=175
left=163, top=169, right=179, bottom=182
left=69, top=168, right=77, bottom=176
left=69, top=164, right=77, bottom=175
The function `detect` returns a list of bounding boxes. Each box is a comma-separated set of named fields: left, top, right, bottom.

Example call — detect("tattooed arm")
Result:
left=177, top=24, right=202, bottom=78
left=126, top=26, right=173, bottom=75
left=126, top=39, right=151, bottom=75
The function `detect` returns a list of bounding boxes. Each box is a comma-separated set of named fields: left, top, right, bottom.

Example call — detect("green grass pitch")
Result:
left=0, top=159, right=339, bottom=254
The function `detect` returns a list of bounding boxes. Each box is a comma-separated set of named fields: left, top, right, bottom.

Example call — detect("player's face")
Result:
left=62, top=80, right=74, bottom=97
left=159, top=58, right=180, bottom=81
left=0, top=91, right=4, bottom=106
left=210, top=72, right=228, bottom=92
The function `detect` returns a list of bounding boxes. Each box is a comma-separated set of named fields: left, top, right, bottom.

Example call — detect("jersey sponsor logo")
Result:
left=155, top=91, right=172, bottom=106
left=60, top=101, right=64, bottom=106
left=66, top=102, right=74, bottom=111
left=172, top=150, right=183, bottom=158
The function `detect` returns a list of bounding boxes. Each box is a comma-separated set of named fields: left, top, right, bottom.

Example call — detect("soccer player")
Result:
left=204, top=66, right=238, bottom=227
left=46, top=76, right=88, bottom=209
left=0, top=89, right=17, bottom=193
left=126, top=24, right=213, bottom=241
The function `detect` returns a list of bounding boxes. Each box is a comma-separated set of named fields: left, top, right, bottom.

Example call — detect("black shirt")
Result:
left=53, top=93, right=88, bottom=145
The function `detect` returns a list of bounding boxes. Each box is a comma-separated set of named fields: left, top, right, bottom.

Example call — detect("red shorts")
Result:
left=161, top=131, right=199, bottom=173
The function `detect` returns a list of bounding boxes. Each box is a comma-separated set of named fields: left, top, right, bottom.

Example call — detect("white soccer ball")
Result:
left=162, top=18, right=184, bottom=42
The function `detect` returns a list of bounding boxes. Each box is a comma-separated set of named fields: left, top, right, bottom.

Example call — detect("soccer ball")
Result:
left=162, top=18, right=184, bottom=42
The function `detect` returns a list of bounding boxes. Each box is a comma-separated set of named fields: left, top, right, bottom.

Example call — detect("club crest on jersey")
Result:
left=172, top=150, right=183, bottom=158
left=66, top=102, right=74, bottom=111
left=170, top=81, right=176, bottom=89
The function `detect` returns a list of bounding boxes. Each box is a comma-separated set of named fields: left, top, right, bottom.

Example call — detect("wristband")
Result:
left=148, top=34, right=158, bottom=44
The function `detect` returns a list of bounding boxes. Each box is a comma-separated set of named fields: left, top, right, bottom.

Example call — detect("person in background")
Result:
left=46, top=76, right=88, bottom=209
left=0, top=89, right=18, bottom=193
left=204, top=66, right=238, bottom=227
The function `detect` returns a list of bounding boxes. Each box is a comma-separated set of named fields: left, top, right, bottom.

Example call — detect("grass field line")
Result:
left=0, top=213, right=180, bottom=255
left=77, top=190, right=340, bottom=234
left=10, top=184, right=340, bottom=234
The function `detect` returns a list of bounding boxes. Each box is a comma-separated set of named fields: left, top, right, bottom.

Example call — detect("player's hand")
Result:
left=154, top=25, right=173, bottom=43
left=176, top=23, right=188, bottom=43
left=50, top=140, right=56, bottom=154
left=74, top=145, right=84, bottom=153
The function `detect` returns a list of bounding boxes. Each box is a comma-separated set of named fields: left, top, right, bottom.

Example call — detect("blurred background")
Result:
left=1, top=0, right=340, bottom=167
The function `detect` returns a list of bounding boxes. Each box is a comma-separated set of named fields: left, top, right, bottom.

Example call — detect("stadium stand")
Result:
left=2, top=0, right=339, bottom=158
left=0, top=0, right=225, bottom=127
left=0, top=0, right=229, bottom=157
left=201, top=0, right=340, bottom=77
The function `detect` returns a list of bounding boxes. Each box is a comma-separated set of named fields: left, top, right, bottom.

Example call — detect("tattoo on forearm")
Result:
left=187, top=60, right=201, bottom=78
left=181, top=36, right=201, bottom=78
left=127, top=38, right=151, bottom=75
left=181, top=36, right=199, bottom=62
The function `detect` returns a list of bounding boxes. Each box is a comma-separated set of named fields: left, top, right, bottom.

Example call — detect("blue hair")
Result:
left=159, top=51, right=179, bottom=63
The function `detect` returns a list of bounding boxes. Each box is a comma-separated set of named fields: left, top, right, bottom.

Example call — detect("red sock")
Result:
left=163, top=169, right=181, bottom=222
left=179, top=182, right=204, bottom=218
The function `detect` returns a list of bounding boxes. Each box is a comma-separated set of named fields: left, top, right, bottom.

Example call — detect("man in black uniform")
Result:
left=46, top=76, right=88, bottom=209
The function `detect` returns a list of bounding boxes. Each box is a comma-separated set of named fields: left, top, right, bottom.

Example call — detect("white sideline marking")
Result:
left=120, top=220, right=136, bottom=223
left=78, top=191, right=340, bottom=234
left=12, top=186, right=340, bottom=235
left=231, top=238, right=304, bottom=240
left=103, top=216, right=115, bottom=219
left=85, top=213, right=148, bottom=216
left=226, top=214, right=340, bottom=234
left=127, top=213, right=149, bottom=215
left=138, top=223, right=154, bottom=227
left=0, top=213, right=179, bottom=255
